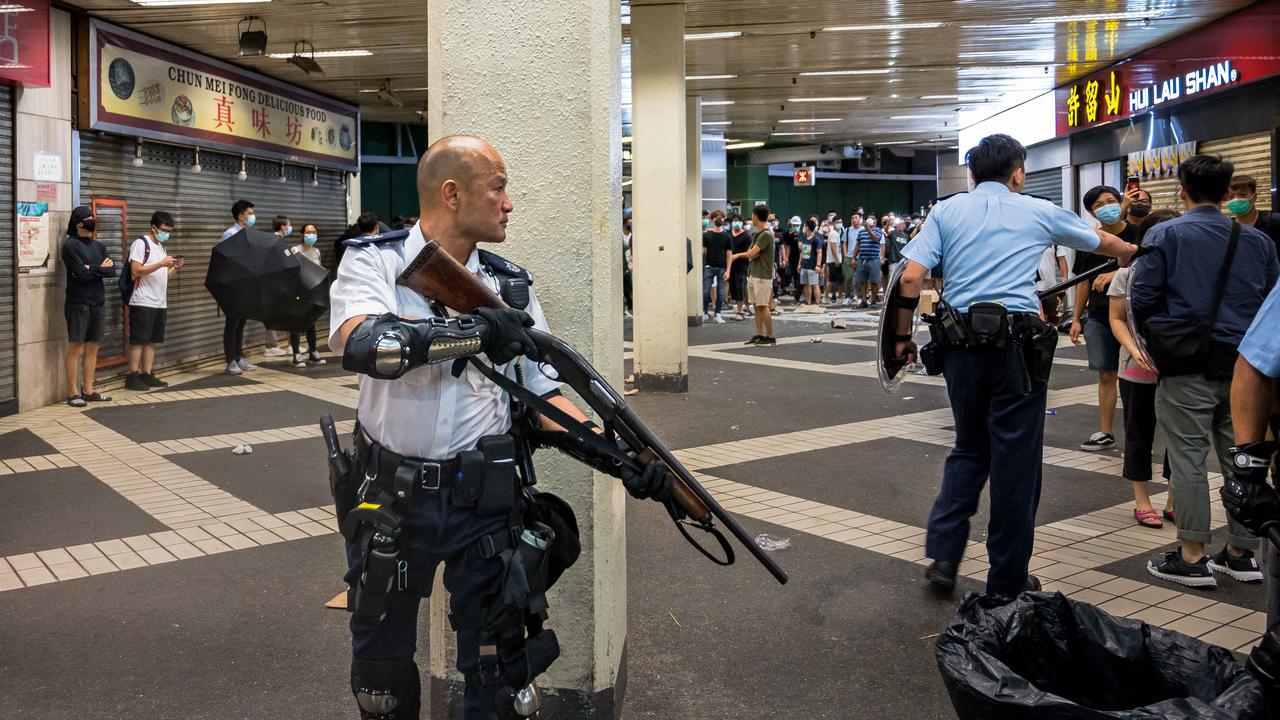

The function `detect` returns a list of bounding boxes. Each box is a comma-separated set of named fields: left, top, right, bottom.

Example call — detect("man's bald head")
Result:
left=417, top=135, right=503, bottom=211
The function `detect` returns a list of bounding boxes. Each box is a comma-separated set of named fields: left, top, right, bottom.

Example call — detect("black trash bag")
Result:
left=937, top=591, right=1265, bottom=720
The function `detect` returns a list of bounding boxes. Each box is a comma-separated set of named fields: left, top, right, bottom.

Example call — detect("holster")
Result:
left=323, top=419, right=359, bottom=530
left=966, top=302, right=1008, bottom=350
left=1015, top=315, right=1058, bottom=386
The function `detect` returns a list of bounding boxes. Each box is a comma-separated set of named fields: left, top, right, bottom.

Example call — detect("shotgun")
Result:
left=398, top=240, right=789, bottom=585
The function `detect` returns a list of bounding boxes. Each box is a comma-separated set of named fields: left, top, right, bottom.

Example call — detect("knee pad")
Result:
left=351, top=657, right=420, bottom=719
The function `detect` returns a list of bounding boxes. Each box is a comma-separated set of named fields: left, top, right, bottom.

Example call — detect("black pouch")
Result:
left=330, top=449, right=358, bottom=529
left=920, top=341, right=945, bottom=376
left=455, top=435, right=519, bottom=516
left=966, top=302, right=1008, bottom=350
left=934, top=302, right=969, bottom=347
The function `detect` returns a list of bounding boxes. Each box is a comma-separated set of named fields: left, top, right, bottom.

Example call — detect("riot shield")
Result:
left=877, top=260, right=917, bottom=394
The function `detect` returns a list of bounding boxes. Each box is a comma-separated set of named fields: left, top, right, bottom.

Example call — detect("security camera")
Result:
left=809, top=30, right=816, bottom=39
left=375, top=81, right=404, bottom=107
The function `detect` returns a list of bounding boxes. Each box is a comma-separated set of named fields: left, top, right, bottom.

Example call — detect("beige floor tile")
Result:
left=221, top=534, right=258, bottom=550
left=1231, top=612, right=1268, bottom=635
left=1162, top=615, right=1219, bottom=638
left=871, top=540, right=918, bottom=556
left=1092, top=577, right=1147, bottom=596
left=138, top=547, right=177, bottom=565
left=1065, top=588, right=1116, bottom=605
left=48, top=562, right=88, bottom=581
left=194, top=538, right=232, bottom=554
left=825, top=527, right=872, bottom=543
left=1198, top=625, right=1261, bottom=651
left=296, top=522, right=335, bottom=537
left=1128, top=605, right=1183, bottom=627
left=1034, top=563, right=1088, bottom=581
left=0, top=573, right=23, bottom=591
left=1058, top=569, right=1115, bottom=587
left=122, top=535, right=160, bottom=552
left=1192, top=603, right=1252, bottom=625
left=80, top=557, right=118, bottom=575
left=1039, top=581, right=1082, bottom=595
left=272, top=526, right=308, bottom=541
left=1095, top=597, right=1147, bottom=618
left=245, top=529, right=284, bottom=545
left=1125, top=585, right=1181, bottom=607
left=1158, top=594, right=1218, bottom=615
left=36, top=548, right=74, bottom=566
left=66, top=544, right=104, bottom=562
left=166, top=543, right=205, bottom=560
left=94, top=539, right=132, bottom=556
left=176, top=527, right=215, bottom=542
left=17, top=566, right=56, bottom=585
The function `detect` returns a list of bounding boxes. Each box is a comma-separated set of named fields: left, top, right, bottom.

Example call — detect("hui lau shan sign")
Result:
left=1054, top=1, right=1280, bottom=136
left=88, top=19, right=359, bottom=172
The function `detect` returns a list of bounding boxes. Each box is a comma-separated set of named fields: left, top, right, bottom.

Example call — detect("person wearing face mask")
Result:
left=701, top=210, right=731, bottom=322
left=259, top=215, right=297, bottom=357
left=124, top=211, right=183, bottom=392
left=1124, top=188, right=1153, bottom=225
left=288, top=223, right=328, bottom=367
left=1227, top=175, right=1280, bottom=254
left=1070, top=185, right=1139, bottom=452
left=622, top=212, right=634, bottom=317
left=701, top=209, right=710, bottom=231
left=61, top=205, right=117, bottom=407
left=221, top=199, right=259, bottom=375
left=780, top=216, right=802, bottom=301
left=724, top=215, right=752, bottom=320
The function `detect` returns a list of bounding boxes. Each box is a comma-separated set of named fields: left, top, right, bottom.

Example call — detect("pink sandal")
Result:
left=1134, top=508, right=1163, bottom=528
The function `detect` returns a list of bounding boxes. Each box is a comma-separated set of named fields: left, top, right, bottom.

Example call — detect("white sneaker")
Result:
left=308, top=352, right=327, bottom=366
left=293, top=353, right=306, bottom=367
left=237, top=358, right=258, bottom=371
left=714, top=313, right=725, bottom=324
left=842, top=298, right=851, bottom=306
left=263, top=346, right=287, bottom=357
left=226, top=361, right=243, bottom=376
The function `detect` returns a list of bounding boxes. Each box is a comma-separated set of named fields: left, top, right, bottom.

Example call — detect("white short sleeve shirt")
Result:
left=128, top=236, right=169, bottom=308
left=328, top=223, right=562, bottom=459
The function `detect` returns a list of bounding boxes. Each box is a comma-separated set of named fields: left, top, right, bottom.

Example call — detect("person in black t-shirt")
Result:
left=725, top=215, right=752, bottom=320
left=1070, top=185, right=1139, bottom=452
left=61, top=205, right=117, bottom=407
left=1228, top=174, right=1280, bottom=255
left=702, top=211, right=732, bottom=322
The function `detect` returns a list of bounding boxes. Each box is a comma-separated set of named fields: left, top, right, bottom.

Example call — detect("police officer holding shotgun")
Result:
left=326, top=135, right=675, bottom=720
left=887, top=134, right=1137, bottom=597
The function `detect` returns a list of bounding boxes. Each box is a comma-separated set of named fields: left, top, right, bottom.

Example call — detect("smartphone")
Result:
left=1125, top=175, right=1140, bottom=192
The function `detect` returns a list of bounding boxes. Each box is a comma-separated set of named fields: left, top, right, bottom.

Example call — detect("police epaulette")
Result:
left=478, top=249, right=533, bottom=283
left=342, top=229, right=410, bottom=247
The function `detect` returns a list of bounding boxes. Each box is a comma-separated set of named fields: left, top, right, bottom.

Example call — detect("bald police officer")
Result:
left=889, top=134, right=1137, bottom=596
left=329, top=135, right=672, bottom=719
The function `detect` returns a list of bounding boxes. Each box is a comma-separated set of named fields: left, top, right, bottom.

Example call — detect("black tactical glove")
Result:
left=1220, top=441, right=1280, bottom=538
left=474, top=307, right=537, bottom=365
left=621, top=461, right=675, bottom=502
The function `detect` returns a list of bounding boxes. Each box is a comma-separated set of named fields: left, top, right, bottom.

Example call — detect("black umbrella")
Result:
left=262, top=253, right=330, bottom=332
left=205, top=228, right=301, bottom=322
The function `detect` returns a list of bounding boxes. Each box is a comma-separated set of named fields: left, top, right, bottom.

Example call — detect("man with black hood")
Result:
left=61, top=205, right=116, bottom=407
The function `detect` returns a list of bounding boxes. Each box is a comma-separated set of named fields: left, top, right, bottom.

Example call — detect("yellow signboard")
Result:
left=89, top=20, right=359, bottom=172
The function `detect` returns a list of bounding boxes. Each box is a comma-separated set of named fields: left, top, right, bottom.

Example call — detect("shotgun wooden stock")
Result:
left=396, top=239, right=715, bottom=526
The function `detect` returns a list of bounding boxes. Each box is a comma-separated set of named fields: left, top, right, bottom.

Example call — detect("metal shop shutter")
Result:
left=1024, top=168, right=1065, bottom=209
left=78, top=133, right=348, bottom=380
left=0, top=86, right=15, bottom=415
left=1125, top=132, right=1273, bottom=214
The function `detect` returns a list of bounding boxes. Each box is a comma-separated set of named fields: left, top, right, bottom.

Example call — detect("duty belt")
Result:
left=355, top=429, right=462, bottom=500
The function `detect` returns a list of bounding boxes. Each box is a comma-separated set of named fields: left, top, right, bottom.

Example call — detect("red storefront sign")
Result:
left=0, top=0, right=50, bottom=88
left=1054, top=0, right=1280, bottom=136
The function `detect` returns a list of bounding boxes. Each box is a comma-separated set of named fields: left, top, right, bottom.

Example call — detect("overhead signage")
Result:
left=1054, top=2, right=1280, bottom=136
left=88, top=20, right=360, bottom=172
left=793, top=166, right=815, bottom=187
left=1127, top=142, right=1197, bottom=180
left=0, top=0, right=50, bottom=88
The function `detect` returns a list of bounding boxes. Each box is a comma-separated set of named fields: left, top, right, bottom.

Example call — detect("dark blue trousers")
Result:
left=925, top=343, right=1047, bottom=596
left=346, top=484, right=508, bottom=719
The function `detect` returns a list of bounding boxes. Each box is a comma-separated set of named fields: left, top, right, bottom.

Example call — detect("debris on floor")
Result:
left=232, top=444, right=254, bottom=455
left=754, top=534, right=792, bottom=552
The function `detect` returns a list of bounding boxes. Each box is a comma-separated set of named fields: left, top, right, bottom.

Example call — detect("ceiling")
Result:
left=66, top=0, right=1257, bottom=150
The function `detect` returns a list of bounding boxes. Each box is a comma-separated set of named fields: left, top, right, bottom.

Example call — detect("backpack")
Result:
left=118, top=237, right=150, bottom=305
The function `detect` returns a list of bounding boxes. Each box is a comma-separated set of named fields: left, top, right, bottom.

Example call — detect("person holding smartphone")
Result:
left=125, top=211, right=183, bottom=391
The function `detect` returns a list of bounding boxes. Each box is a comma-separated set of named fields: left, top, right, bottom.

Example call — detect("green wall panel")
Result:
left=766, top=176, right=915, bottom=222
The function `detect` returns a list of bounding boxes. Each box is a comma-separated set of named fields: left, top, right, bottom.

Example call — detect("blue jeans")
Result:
left=925, top=343, right=1048, bottom=595
left=346, top=483, right=509, bottom=719
left=703, top=265, right=726, bottom=314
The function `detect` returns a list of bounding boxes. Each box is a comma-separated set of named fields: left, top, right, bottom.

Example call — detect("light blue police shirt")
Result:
left=902, top=182, right=1101, bottom=313
left=1240, top=283, right=1280, bottom=378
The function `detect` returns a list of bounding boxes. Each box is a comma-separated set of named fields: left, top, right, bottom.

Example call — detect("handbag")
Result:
left=1141, top=220, right=1240, bottom=377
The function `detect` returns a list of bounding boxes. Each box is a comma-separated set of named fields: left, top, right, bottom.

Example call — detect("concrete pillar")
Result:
left=630, top=2, right=689, bottom=392
left=685, top=95, right=702, bottom=324
left=426, top=0, right=627, bottom=717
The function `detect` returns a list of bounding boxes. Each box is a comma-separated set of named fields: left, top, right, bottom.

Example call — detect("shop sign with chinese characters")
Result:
left=0, top=0, right=50, bottom=87
left=87, top=19, right=359, bottom=172
left=1054, top=1, right=1280, bottom=136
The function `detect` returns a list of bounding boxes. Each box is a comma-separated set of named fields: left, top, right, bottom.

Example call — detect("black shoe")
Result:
left=744, top=335, right=763, bottom=345
left=1209, top=547, right=1263, bottom=583
left=1147, top=549, right=1217, bottom=588
left=1080, top=432, right=1116, bottom=451
left=1025, top=574, right=1042, bottom=591
left=757, top=336, right=777, bottom=346
left=125, top=373, right=151, bottom=392
left=925, top=560, right=957, bottom=594
left=81, top=390, right=111, bottom=402
left=67, top=394, right=86, bottom=408
left=143, top=373, right=169, bottom=388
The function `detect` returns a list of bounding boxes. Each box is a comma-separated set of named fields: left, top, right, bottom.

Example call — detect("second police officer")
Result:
left=888, top=134, right=1137, bottom=596
left=328, top=135, right=675, bottom=720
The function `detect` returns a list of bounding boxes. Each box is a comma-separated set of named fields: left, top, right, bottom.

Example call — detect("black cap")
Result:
left=67, top=205, right=93, bottom=236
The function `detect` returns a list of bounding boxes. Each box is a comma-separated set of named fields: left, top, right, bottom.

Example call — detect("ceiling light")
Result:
left=132, top=0, right=269, bottom=5
left=192, top=147, right=202, bottom=174
left=787, top=96, right=867, bottom=102
left=278, top=162, right=287, bottom=183
left=873, top=140, right=924, bottom=146
left=622, top=180, right=633, bottom=187
left=702, top=120, right=732, bottom=126
left=1031, top=10, right=1167, bottom=23
left=823, top=21, right=946, bottom=32
left=359, top=86, right=428, bottom=93
left=237, top=16, right=268, bottom=57
left=312, top=167, right=319, bottom=187
left=701, top=100, right=735, bottom=106
left=268, top=49, right=372, bottom=59
left=725, top=141, right=765, bottom=150
left=798, top=68, right=893, bottom=77
left=772, top=132, right=826, bottom=137
left=685, top=31, right=742, bottom=41
left=133, top=141, right=144, bottom=168
left=237, top=155, right=247, bottom=182
left=890, top=115, right=953, bottom=119
left=777, top=118, right=841, bottom=124
left=687, top=74, right=737, bottom=81
left=0, top=5, right=34, bottom=11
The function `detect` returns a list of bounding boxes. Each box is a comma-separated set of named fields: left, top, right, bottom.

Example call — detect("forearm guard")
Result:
left=343, top=312, right=486, bottom=380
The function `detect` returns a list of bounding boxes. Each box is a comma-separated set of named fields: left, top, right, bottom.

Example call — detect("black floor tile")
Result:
left=0, top=429, right=57, bottom=460
left=168, top=437, right=335, bottom=514
left=85, top=391, right=355, bottom=444
left=0, top=467, right=168, bottom=555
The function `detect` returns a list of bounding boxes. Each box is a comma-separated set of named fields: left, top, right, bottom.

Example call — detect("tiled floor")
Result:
left=0, top=321, right=1270, bottom=718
